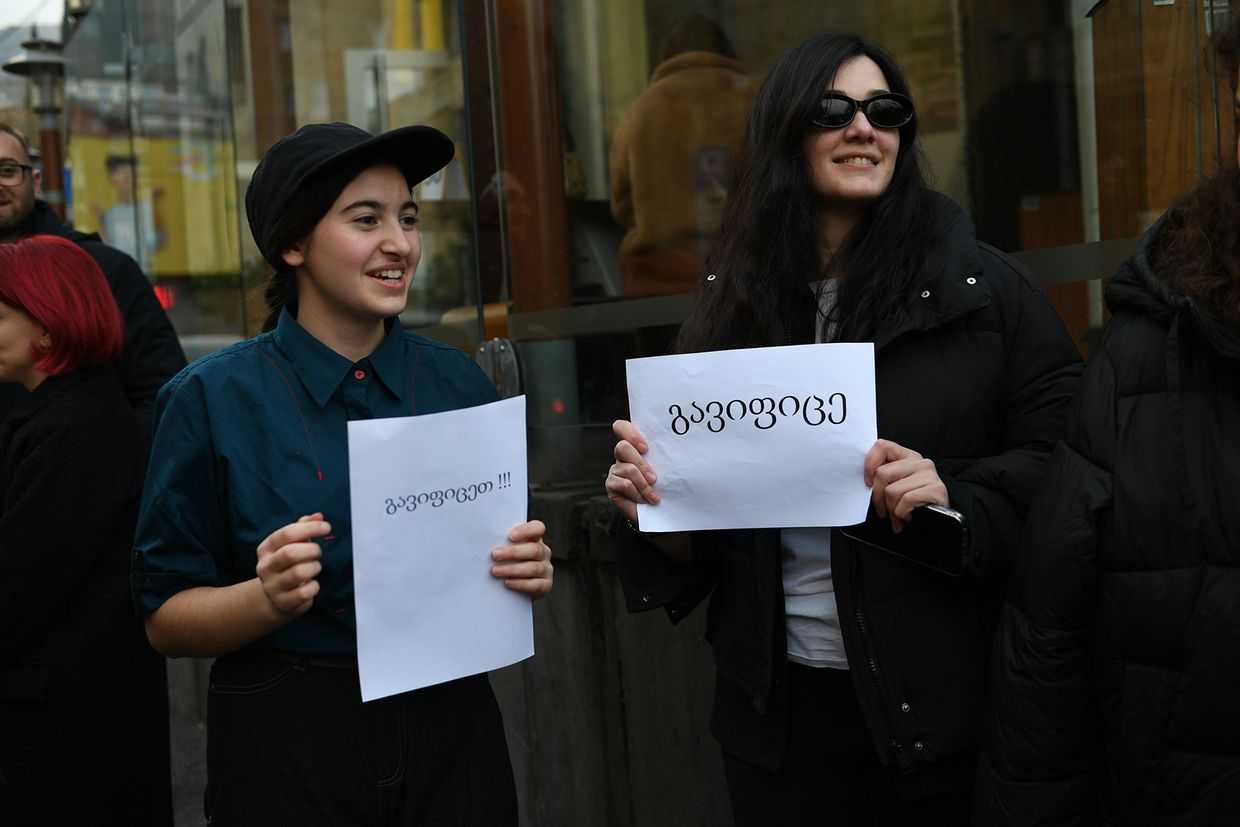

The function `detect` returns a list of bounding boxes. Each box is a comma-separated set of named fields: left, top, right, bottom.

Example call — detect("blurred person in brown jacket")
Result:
left=610, top=15, right=755, bottom=297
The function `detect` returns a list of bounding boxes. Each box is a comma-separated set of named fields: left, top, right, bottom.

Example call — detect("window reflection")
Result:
left=609, top=15, right=754, bottom=298
left=64, top=0, right=243, bottom=354
left=259, top=0, right=481, bottom=343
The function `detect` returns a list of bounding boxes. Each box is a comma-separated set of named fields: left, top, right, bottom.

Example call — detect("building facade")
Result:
left=51, top=1, right=1237, bottom=824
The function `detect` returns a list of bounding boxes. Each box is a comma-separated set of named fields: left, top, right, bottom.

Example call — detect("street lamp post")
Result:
left=2, top=33, right=67, bottom=218
left=65, top=0, right=93, bottom=21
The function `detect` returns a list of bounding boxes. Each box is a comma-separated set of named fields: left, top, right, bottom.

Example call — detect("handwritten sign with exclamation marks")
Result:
left=382, top=470, right=517, bottom=515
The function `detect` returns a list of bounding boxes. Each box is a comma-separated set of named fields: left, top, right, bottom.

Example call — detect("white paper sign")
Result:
left=348, top=395, right=531, bottom=702
left=626, top=344, right=877, bottom=532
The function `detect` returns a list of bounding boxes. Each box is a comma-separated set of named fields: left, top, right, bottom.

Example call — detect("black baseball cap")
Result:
left=245, top=122, right=454, bottom=267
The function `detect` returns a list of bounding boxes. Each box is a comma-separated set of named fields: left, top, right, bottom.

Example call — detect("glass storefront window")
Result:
left=50, top=2, right=1238, bottom=824
left=65, top=0, right=486, bottom=352
left=64, top=0, right=244, bottom=361
left=484, top=0, right=1237, bottom=489
left=58, top=1, right=1237, bottom=370
left=226, top=0, right=484, bottom=346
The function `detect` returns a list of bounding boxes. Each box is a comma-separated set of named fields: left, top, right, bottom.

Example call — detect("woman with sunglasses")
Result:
left=605, top=33, right=1081, bottom=824
left=133, top=124, right=552, bottom=825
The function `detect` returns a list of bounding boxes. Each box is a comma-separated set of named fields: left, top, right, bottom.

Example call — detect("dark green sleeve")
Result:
left=132, top=369, right=230, bottom=614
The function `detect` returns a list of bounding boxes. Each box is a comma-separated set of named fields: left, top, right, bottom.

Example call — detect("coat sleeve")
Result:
left=92, top=242, right=187, bottom=425
left=612, top=513, right=717, bottom=624
left=0, top=412, right=140, bottom=658
left=940, top=265, right=1083, bottom=581
left=973, top=346, right=1116, bottom=827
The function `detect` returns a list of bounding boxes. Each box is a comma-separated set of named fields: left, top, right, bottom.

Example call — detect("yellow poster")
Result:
left=68, top=134, right=241, bottom=278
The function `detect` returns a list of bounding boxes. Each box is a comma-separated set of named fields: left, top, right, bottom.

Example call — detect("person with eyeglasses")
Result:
left=604, top=33, right=1081, bottom=825
left=0, top=124, right=185, bottom=432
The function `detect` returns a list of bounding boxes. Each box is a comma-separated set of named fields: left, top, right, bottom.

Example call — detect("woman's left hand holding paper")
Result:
left=491, top=520, right=553, bottom=599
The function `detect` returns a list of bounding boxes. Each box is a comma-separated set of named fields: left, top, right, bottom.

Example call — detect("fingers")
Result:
left=506, top=520, right=545, bottom=544
left=259, top=566, right=320, bottom=617
left=256, top=543, right=322, bottom=587
left=608, top=495, right=638, bottom=524
left=887, top=479, right=949, bottom=525
left=256, top=540, right=322, bottom=573
left=869, top=456, right=948, bottom=533
left=614, top=440, right=656, bottom=484
left=869, top=457, right=927, bottom=519
left=863, top=439, right=920, bottom=486
left=267, top=578, right=320, bottom=617
left=258, top=517, right=332, bottom=557
left=256, top=515, right=329, bottom=618
left=612, top=419, right=648, bottom=454
left=608, top=421, right=658, bottom=519
left=490, top=560, right=549, bottom=579
left=492, top=539, right=549, bottom=563
left=503, top=575, right=553, bottom=597
left=255, top=540, right=323, bottom=615
left=607, top=460, right=659, bottom=506
left=491, top=539, right=553, bottom=599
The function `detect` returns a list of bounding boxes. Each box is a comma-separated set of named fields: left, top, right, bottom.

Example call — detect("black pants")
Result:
left=0, top=648, right=172, bottom=826
left=205, top=651, right=517, bottom=826
left=723, top=663, right=974, bottom=827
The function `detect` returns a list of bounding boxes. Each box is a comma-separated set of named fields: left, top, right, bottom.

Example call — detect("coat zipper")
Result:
left=850, top=557, right=903, bottom=766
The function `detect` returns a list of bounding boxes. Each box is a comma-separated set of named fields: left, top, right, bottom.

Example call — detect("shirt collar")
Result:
left=367, top=317, right=408, bottom=400
left=273, top=308, right=407, bottom=408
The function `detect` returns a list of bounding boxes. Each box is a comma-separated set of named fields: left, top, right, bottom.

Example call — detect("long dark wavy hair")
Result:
left=676, top=33, right=934, bottom=352
left=1150, top=166, right=1240, bottom=325
left=260, top=154, right=383, bottom=332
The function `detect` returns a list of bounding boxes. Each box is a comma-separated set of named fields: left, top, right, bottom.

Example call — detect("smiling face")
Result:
left=0, top=300, right=48, bottom=389
left=802, top=55, right=901, bottom=210
left=282, top=163, right=420, bottom=340
left=0, top=131, right=38, bottom=241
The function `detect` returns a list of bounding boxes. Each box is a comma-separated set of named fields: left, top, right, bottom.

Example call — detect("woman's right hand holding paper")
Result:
left=255, top=512, right=329, bottom=620
left=605, top=419, right=660, bottom=523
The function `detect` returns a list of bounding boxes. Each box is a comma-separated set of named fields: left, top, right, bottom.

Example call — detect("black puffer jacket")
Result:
left=619, top=192, right=1082, bottom=780
left=0, top=201, right=186, bottom=428
left=975, top=219, right=1240, bottom=825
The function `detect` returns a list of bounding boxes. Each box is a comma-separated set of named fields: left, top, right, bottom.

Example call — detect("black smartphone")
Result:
left=841, top=504, right=969, bottom=576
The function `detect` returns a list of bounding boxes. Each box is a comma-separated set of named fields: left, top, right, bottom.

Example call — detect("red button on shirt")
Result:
left=354, top=369, right=366, bottom=380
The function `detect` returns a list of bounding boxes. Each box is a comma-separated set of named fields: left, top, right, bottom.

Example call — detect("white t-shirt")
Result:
left=781, top=527, right=848, bottom=668
left=781, top=278, right=849, bottom=670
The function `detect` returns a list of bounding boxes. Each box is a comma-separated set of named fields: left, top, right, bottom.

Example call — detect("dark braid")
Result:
left=261, top=267, right=297, bottom=332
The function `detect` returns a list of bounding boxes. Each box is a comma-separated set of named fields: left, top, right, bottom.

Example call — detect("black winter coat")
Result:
left=618, top=193, right=1083, bottom=780
left=976, top=219, right=1240, bottom=826
left=0, top=368, right=172, bottom=825
left=0, top=201, right=186, bottom=429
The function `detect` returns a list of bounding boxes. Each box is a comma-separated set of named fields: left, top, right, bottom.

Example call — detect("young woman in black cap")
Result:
left=133, top=123, right=549, bottom=825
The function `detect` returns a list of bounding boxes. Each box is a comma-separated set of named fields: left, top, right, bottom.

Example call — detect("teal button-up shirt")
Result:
left=134, top=309, right=497, bottom=655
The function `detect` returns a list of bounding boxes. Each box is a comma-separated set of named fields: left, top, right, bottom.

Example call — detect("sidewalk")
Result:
left=166, top=658, right=208, bottom=826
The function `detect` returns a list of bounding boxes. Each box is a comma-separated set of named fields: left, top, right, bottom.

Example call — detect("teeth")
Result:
left=839, top=157, right=876, bottom=166
left=372, top=270, right=403, bottom=279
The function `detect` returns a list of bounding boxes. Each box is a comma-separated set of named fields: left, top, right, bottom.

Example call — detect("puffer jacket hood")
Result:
left=978, top=202, right=1240, bottom=825
left=1108, top=213, right=1240, bottom=361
